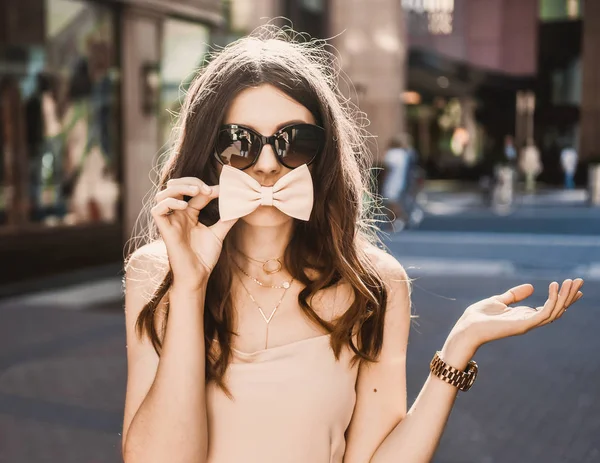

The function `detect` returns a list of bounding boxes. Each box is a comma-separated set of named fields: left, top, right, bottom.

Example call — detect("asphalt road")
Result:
left=0, top=232, right=598, bottom=463
left=385, top=231, right=600, bottom=280
left=415, top=187, right=600, bottom=236
left=417, top=207, right=600, bottom=235
left=407, top=273, right=600, bottom=463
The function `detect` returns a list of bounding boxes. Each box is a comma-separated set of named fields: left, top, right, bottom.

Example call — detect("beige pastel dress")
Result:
left=206, top=334, right=359, bottom=462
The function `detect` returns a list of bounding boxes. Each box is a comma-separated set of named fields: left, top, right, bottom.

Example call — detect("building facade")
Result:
left=402, top=0, right=539, bottom=180
left=0, top=0, right=221, bottom=285
left=402, top=0, right=600, bottom=184
left=329, top=0, right=407, bottom=164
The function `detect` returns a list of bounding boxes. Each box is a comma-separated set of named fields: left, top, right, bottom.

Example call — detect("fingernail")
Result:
left=179, top=200, right=188, bottom=206
left=203, top=185, right=212, bottom=194
left=190, top=186, right=199, bottom=193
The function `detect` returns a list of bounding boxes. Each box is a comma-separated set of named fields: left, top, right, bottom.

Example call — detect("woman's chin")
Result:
left=239, top=206, right=293, bottom=227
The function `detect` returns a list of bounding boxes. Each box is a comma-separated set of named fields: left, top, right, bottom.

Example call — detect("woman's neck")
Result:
left=232, top=220, right=294, bottom=264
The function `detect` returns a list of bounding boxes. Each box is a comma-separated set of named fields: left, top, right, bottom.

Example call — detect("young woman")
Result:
left=121, top=28, right=584, bottom=463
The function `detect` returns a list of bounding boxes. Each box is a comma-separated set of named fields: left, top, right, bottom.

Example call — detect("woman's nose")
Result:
left=252, top=142, right=281, bottom=176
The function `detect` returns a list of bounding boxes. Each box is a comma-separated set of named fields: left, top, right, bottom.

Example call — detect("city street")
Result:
left=1, top=0, right=599, bottom=462
left=0, top=228, right=598, bottom=463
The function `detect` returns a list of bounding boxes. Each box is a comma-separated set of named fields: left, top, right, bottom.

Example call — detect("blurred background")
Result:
left=0, top=0, right=599, bottom=462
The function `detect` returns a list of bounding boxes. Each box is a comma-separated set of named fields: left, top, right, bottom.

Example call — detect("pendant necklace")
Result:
left=232, top=257, right=292, bottom=289
left=235, top=247, right=283, bottom=275
left=236, top=273, right=294, bottom=349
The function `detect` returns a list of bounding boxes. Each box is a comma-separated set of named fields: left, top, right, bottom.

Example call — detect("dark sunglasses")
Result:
left=214, top=123, right=326, bottom=170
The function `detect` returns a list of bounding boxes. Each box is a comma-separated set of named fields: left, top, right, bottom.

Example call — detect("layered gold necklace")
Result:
left=234, top=247, right=283, bottom=274
left=231, top=257, right=292, bottom=289
left=235, top=273, right=294, bottom=349
left=232, top=255, right=294, bottom=349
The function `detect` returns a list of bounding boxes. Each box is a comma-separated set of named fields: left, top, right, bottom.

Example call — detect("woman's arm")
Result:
left=343, top=250, right=472, bottom=463
left=122, top=244, right=209, bottom=463
left=368, top=337, right=474, bottom=463
left=342, top=250, right=411, bottom=463
left=345, top=247, right=582, bottom=463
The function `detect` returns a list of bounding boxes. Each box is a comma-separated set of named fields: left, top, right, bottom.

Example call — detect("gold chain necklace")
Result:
left=236, top=274, right=294, bottom=349
left=232, top=258, right=292, bottom=289
left=235, top=247, right=283, bottom=274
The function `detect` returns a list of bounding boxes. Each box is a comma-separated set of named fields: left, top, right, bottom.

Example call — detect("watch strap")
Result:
left=430, top=350, right=478, bottom=392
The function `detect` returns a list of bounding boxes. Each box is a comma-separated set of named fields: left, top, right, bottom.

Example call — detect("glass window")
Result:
left=302, top=0, right=324, bottom=13
left=540, top=0, right=583, bottom=22
left=0, top=0, right=120, bottom=228
left=551, top=58, right=582, bottom=106
left=403, top=0, right=455, bottom=36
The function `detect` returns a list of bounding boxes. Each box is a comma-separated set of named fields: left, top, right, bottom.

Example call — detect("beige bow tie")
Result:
left=218, top=164, right=314, bottom=221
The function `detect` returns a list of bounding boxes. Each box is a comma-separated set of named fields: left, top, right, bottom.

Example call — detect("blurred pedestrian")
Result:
left=560, top=145, right=578, bottom=190
left=62, top=55, right=119, bottom=224
left=519, top=139, right=542, bottom=192
left=381, top=132, right=416, bottom=229
left=121, top=27, right=585, bottom=463
left=26, top=73, right=67, bottom=223
left=503, top=134, right=517, bottom=165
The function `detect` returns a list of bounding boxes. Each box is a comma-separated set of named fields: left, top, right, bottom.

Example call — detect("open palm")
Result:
left=451, top=279, right=584, bottom=350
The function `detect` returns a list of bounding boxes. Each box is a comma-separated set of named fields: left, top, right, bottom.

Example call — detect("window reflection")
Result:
left=0, top=0, right=120, bottom=227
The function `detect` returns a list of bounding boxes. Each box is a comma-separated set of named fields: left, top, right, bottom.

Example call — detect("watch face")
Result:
left=465, top=361, right=479, bottom=390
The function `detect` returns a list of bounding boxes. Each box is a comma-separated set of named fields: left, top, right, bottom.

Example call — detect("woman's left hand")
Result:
left=449, top=279, right=584, bottom=354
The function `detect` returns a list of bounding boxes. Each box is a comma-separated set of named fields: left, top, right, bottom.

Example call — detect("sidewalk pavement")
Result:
left=422, top=182, right=593, bottom=215
left=0, top=281, right=125, bottom=463
left=412, top=183, right=600, bottom=235
left=386, top=231, right=600, bottom=281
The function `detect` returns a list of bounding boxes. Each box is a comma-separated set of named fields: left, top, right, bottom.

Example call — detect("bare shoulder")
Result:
left=125, top=241, right=168, bottom=285
left=125, top=240, right=168, bottom=274
left=363, top=244, right=410, bottom=287
left=124, top=240, right=170, bottom=314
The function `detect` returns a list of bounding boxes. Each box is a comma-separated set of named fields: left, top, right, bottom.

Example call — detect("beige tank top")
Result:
left=206, top=334, right=359, bottom=462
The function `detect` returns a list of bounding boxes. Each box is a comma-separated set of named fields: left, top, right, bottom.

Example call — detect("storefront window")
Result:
left=0, top=0, right=120, bottom=228
left=160, top=18, right=210, bottom=146
left=540, top=0, right=583, bottom=21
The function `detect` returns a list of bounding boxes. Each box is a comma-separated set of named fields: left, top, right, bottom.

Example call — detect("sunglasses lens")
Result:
left=215, top=127, right=260, bottom=169
left=276, top=125, right=325, bottom=168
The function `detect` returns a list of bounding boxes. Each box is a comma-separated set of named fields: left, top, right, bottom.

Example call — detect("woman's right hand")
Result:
left=151, top=177, right=237, bottom=288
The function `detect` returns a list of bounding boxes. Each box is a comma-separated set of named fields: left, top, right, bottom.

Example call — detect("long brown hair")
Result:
left=127, top=26, right=390, bottom=392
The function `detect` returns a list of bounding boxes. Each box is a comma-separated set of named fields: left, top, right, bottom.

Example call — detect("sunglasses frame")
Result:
left=214, top=123, right=326, bottom=170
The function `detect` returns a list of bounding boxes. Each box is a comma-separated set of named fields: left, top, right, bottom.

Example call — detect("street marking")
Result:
left=402, top=257, right=600, bottom=281
left=388, top=231, right=600, bottom=247
left=1, top=278, right=123, bottom=310
left=573, top=263, right=600, bottom=280
left=401, top=257, right=516, bottom=277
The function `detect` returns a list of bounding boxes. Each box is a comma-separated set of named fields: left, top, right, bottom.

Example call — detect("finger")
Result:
left=564, top=278, right=583, bottom=308
left=155, top=184, right=202, bottom=203
left=166, top=177, right=211, bottom=189
left=550, top=279, right=573, bottom=320
left=151, top=197, right=188, bottom=218
left=539, top=280, right=571, bottom=325
left=187, top=184, right=219, bottom=213
left=494, top=284, right=534, bottom=305
left=208, top=217, right=237, bottom=242
left=530, top=281, right=559, bottom=327
left=558, top=290, right=583, bottom=320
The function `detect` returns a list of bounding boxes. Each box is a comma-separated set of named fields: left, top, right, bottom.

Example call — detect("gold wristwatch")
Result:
left=430, top=351, right=478, bottom=392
